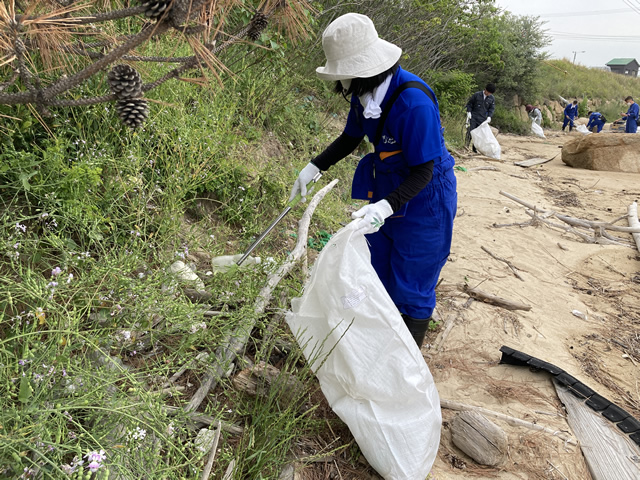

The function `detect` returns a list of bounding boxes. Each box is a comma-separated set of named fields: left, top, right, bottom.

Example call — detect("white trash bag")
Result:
left=470, top=120, right=501, bottom=159
left=576, top=124, right=592, bottom=135
left=286, top=225, right=441, bottom=480
left=531, top=120, right=545, bottom=138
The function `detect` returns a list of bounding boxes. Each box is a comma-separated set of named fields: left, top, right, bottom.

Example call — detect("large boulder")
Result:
left=562, top=133, right=640, bottom=173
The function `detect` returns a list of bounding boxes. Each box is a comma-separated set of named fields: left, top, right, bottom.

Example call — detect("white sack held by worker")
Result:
left=531, top=120, right=545, bottom=138
left=576, top=124, right=592, bottom=135
left=470, top=120, right=501, bottom=159
left=286, top=224, right=441, bottom=480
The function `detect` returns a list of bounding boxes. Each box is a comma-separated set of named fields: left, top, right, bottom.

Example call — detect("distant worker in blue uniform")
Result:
left=562, top=100, right=578, bottom=132
left=586, top=111, right=606, bottom=133
left=621, top=96, right=639, bottom=133
left=289, top=13, right=457, bottom=348
left=465, top=83, right=496, bottom=152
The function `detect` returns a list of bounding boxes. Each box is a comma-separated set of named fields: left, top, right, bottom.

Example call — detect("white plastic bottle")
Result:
left=211, top=254, right=261, bottom=273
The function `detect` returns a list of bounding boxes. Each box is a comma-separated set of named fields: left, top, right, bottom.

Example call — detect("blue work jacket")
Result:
left=345, top=67, right=454, bottom=216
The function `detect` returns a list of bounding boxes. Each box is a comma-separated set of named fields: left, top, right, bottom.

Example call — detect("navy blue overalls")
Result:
left=587, top=112, right=605, bottom=133
left=345, top=67, right=458, bottom=319
left=625, top=103, right=639, bottom=133
left=562, top=104, right=577, bottom=130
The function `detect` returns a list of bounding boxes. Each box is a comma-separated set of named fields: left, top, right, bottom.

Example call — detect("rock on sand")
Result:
left=562, top=133, right=640, bottom=173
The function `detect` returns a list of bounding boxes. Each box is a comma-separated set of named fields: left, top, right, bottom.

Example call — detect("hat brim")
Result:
left=316, top=38, right=402, bottom=81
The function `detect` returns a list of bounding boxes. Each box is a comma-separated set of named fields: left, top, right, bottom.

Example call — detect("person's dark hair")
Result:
left=588, top=110, right=593, bottom=115
left=334, top=62, right=399, bottom=97
left=625, top=96, right=634, bottom=102
left=572, top=100, right=578, bottom=105
left=485, top=83, right=496, bottom=94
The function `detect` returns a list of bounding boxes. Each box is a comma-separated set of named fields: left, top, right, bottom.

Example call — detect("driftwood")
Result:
left=500, top=191, right=638, bottom=247
left=463, top=285, right=532, bottom=311
left=441, top=399, right=577, bottom=446
left=163, top=406, right=243, bottom=436
left=554, top=381, right=640, bottom=480
left=450, top=411, right=507, bottom=466
left=432, top=314, right=458, bottom=351
left=481, top=246, right=525, bottom=281
left=629, top=202, right=640, bottom=254
left=200, top=421, right=222, bottom=480
left=514, top=154, right=558, bottom=168
left=523, top=210, right=634, bottom=248
left=222, top=460, right=236, bottom=480
left=184, top=179, right=339, bottom=413
left=232, top=361, right=306, bottom=407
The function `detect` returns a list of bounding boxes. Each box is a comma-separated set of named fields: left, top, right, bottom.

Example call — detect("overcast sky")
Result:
left=496, top=0, right=640, bottom=67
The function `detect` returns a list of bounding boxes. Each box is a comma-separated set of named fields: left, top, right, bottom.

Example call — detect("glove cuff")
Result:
left=377, top=199, right=394, bottom=219
left=305, top=162, right=320, bottom=176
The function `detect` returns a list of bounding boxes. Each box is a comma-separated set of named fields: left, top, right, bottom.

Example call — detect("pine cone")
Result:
left=247, top=12, right=268, bottom=41
left=108, top=65, right=142, bottom=100
left=140, top=0, right=172, bottom=19
left=116, top=98, right=149, bottom=129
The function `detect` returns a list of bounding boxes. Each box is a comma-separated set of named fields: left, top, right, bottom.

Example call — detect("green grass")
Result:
left=0, top=39, right=368, bottom=477
left=537, top=59, right=640, bottom=122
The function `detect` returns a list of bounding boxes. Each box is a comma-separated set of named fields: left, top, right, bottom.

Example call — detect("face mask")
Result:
left=340, top=79, right=352, bottom=91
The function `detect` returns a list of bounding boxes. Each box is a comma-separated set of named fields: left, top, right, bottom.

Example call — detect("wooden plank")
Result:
left=554, top=380, right=640, bottom=480
left=514, top=154, right=558, bottom=167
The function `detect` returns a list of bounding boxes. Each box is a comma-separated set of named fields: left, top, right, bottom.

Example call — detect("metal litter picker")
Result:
left=236, top=171, right=323, bottom=266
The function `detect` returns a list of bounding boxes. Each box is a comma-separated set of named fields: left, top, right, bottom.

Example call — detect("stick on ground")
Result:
left=463, top=285, right=532, bottom=311
left=628, top=202, right=640, bottom=254
left=481, top=246, right=525, bottom=281
left=200, top=421, right=222, bottom=480
left=440, top=399, right=577, bottom=446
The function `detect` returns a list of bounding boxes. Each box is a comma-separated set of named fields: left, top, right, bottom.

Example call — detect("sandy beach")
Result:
left=429, top=129, right=640, bottom=479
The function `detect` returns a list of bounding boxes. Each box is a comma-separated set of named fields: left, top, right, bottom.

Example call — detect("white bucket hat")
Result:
left=316, top=13, right=402, bottom=81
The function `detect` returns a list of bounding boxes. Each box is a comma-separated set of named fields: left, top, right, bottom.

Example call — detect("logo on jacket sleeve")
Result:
left=381, top=134, right=397, bottom=145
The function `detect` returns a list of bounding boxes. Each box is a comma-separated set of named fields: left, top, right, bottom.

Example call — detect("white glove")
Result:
left=349, top=200, right=394, bottom=236
left=486, top=116, right=491, bottom=123
left=289, top=162, right=320, bottom=202
left=466, top=112, right=472, bottom=120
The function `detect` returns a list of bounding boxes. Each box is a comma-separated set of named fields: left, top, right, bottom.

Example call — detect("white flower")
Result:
left=129, top=426, right=146, bottom=441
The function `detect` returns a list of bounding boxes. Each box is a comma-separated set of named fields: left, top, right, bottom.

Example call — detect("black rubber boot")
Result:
left=401, top=314, right=431, bottom=349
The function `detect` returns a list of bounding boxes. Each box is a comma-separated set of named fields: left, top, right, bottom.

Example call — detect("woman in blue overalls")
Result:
left=289, top=13, right=457, bottom=348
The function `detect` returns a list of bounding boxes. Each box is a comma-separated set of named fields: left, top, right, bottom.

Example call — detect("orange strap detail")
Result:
left=379, top=150, right=402, bottom=161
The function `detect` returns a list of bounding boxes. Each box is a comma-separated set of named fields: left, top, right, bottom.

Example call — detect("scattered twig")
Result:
left=200, top=421, right=222, bottom=480
left=628, top=202, right=640, bottom=254
left=160, top=351, right=210, bottom=389
left=546, top=460, right=569, bottom=480
left=481, top=246, right=525, bottom=281
left=532, top=325, right=547, bottom=339
left=440, top=399, right=577, bottom=446
left=468, top=166, right=499, bottom=172
left=463, top=285, right=532, bottom=311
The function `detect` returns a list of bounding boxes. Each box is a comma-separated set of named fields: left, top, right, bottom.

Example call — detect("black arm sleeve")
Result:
left=384, top=160, right=434, bottom=212
left=310, top=132, right=364, bottom=171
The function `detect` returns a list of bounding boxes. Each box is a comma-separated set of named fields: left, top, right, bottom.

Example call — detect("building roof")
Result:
left=606, top=58, right=638, bottom=66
